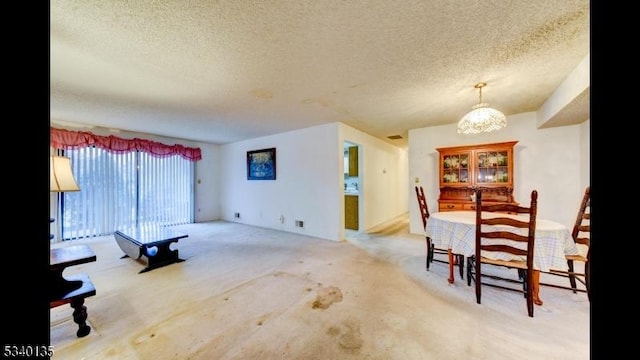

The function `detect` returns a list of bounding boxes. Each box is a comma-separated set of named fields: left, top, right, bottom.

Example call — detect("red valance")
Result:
left=50, top=127, right=202, bottom=161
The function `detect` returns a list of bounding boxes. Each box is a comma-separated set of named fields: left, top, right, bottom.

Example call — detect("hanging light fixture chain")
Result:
left=475, top=82, right=486, bottom=105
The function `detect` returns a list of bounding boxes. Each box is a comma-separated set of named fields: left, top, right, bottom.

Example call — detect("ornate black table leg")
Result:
left=70, top=297, right=91, bottom=337
left=139, top=240, right=184, bottom=273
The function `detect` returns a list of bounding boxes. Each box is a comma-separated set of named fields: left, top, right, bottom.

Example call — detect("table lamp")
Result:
left=50, top=155, right=80, bottom=240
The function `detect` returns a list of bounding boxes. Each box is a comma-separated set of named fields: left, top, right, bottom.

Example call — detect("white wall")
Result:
left=340, top=124, right=409, bottom=233
left=408, top=112, right=590, bottom=235
left=579, top=119, right=590, bottom=189
left=538, top=54, right=589, bottom=127
left=193, top=142, right=222, bottom=222
left=217, top=122, right=408, bottom=242
left=219, top=123, right=342, bottom=241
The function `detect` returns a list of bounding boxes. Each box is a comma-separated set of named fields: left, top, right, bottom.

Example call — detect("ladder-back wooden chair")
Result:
left=541, top=186, right=590, bottom=300
left=467, top=189, right=539, bottom=317
left=415, top=186, right=463, bottom=278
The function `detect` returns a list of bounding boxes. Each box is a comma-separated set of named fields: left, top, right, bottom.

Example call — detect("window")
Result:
left=58, top=146, right=194, bottom=240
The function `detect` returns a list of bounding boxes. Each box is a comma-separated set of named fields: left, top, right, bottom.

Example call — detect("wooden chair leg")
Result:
left=425, top=240, right=429, bottom=271
left=585, top=262, right=590, bottom=302
left=474, top=258, right=481, bottom=304
left=526, top=290, right=534, bottom=317
left=532, top=270, right=542, bottom=306
left=567, top=260, right=577, bottom=294
left=425, top=239, right=432, bottom=271
left=447, top=250, right=454, bottom=284
left=526, top=270, right=535, bottom=317
left=430, top=247, right=434, bottom=264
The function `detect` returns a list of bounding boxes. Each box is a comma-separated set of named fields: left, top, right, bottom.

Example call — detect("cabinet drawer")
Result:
left=439, top=203, right=464, bottom=211
left=463, top=204, right=477, bottom=211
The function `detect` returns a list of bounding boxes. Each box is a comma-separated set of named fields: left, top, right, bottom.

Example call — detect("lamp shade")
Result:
left=50, top=156, right=80, bottom=192
left=457, top=82, right=506, bottom=134
left=457, top=103, right=507, bottom=134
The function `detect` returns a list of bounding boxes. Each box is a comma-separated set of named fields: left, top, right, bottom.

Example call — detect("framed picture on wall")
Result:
left=247, top=147, right=276, bottom=180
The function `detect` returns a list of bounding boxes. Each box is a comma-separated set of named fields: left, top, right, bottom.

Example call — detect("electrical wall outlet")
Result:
left=295, top=220, right=304, bottom=228
left=234, top=212, right=240, bottom=218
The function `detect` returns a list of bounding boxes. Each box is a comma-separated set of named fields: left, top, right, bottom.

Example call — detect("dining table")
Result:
left=424, top=210, right=579, bottom=306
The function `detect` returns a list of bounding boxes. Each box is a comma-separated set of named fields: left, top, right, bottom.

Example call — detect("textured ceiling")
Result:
left=50, top=0, right=590, bottom=147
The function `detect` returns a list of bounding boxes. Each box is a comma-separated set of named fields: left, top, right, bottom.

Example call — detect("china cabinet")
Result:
left=436, top=141, right=518, bottom=211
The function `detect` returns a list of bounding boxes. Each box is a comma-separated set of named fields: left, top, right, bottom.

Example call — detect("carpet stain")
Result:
left=338, top=320, right=363, bottom=354
left=256, top=314, right=270, bottom=327
left=326, top=326, right=340, bottom=336
left=311, top=286, right=343, bottom=309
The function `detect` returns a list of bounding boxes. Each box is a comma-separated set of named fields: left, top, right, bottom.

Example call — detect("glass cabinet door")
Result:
left=476, top=150, right=509, bottom=184
left=442, top=153, right=469, bottom=184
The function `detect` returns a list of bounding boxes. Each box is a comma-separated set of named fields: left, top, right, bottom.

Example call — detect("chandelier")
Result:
left=457, top=82, right=506, bottom=134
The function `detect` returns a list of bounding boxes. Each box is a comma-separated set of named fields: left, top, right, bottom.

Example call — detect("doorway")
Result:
left=344, top=141, right=359, bottom=230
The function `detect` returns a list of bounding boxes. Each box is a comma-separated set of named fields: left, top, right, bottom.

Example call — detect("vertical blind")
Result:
left=59, top=146, right=194, bottom=240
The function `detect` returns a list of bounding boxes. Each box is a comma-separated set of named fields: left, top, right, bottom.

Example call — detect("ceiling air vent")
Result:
left=387, top=135, right=403, bottom=140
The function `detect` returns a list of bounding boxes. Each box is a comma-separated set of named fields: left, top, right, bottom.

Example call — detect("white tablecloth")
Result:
left=425, top=211, right=578, bottom=272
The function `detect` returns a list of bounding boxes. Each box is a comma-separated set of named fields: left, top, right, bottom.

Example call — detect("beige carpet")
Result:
left=50, top=217, right=590, bottom=359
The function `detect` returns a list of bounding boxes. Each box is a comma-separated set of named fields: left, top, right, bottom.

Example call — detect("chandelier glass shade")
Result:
left=457, top=83, right=506, bottom=134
